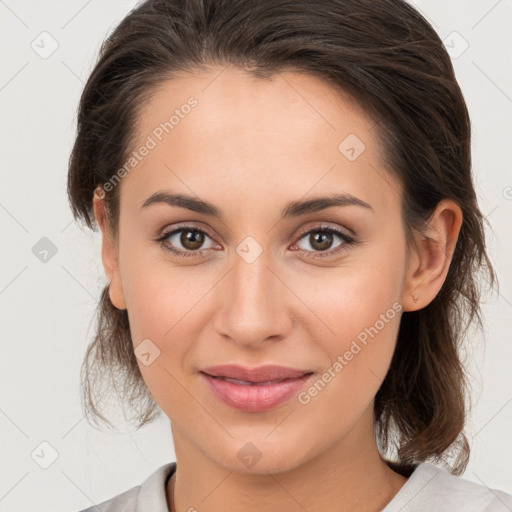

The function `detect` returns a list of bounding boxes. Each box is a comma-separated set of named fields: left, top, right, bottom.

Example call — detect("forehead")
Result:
left=121, top=66, right=399, bottom=214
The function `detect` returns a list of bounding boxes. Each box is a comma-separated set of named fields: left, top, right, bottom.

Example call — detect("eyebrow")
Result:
left=140, top=190, right=373, bottom=218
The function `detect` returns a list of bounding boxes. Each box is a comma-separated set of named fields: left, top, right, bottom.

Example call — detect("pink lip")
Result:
left=201, top=364, right=312, bottom=382
left=200, top=364, right=314, bottom=412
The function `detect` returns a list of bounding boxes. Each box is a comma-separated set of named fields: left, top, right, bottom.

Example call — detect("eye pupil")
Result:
left=311, top=231, right=333, bottom=250
left=181, top=230, right=204, bottom=250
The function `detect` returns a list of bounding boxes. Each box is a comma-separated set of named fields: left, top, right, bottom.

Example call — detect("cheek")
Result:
left=120, top=243, right=208, bottom=342
left=291, top=251, right=404, bottom=416
left=294, top=295, right=401, bottom=440
left=119, top=251, right=219, bottom=391
left=293, top=249, right=404, bottom=352
left=122, top=264, right=207, bottom=416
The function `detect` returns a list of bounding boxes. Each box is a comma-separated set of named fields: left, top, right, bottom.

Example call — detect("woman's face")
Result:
left=97, top=66, right=416, bottom=473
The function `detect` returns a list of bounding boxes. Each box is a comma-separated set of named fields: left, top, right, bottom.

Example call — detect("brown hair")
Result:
left=67, top=0, right=496, bottom=475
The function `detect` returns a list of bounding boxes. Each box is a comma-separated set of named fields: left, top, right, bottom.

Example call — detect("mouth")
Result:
left=200, top=363, right=314, bottom=382
left=202, top=374, right=310, bottom=386
left=199, top=365, right=315, bottom=412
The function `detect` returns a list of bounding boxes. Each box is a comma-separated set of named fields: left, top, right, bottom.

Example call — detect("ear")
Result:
left=92, top=189, right=127, bottom=310
left=401, top=199, right=463, bottom=312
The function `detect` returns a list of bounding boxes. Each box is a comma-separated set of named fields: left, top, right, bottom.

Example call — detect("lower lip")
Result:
left=200, top=372, right=314, bottom=412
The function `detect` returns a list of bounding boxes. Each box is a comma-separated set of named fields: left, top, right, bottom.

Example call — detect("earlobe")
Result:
left=401, top=199, right=463, bottom=312
left=108, top=272, right=127, bottom=310
left=92, top=191, right=127, bottom=310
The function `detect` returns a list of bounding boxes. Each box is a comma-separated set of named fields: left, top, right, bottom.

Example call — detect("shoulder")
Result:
left=73, top=462, right=176, bottom=512
left=384, top=462, right=512, bottom=512
left=76, top=485, right=140, bottom=512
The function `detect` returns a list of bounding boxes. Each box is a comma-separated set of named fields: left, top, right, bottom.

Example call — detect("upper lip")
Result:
left=201, top=364, right=313, bottom=383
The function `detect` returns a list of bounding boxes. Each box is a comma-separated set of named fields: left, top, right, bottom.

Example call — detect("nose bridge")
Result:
left=232, top=247, right=274, bottom=306
left=213, top=240, right=291, bottom=345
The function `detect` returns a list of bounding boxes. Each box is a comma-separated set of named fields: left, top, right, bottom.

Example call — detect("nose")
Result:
left=212, top=249, right=294, bottom=349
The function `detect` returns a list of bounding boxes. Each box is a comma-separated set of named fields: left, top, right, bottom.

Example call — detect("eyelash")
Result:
left=155, top=223, right=357, bottom=260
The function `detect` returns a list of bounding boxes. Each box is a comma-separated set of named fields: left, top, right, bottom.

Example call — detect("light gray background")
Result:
left=1, top=1, right=511, bottom=511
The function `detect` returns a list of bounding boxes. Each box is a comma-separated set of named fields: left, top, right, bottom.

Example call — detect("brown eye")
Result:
left=156, top=225, right=219, bottom=258
left=308, top=231, right=335, bottom=251
left=179, top=229, right=205, bottom=250
left=292, top=225, right=356, bottom=259
left=296, top=228, right=345, bottom=253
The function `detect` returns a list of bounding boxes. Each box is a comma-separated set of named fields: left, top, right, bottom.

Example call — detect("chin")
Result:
left=206, top=437, right=312, bottom=476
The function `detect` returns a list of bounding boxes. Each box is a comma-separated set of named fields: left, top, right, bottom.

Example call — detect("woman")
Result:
left=67, top=0, right=512, bottom=510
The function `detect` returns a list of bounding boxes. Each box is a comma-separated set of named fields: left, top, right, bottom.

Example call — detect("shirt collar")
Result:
left=136, top=461, right=176, bottom=512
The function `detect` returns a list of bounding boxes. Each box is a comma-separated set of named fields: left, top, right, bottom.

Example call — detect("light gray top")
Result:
left=75, top=461, right=512, bottom=512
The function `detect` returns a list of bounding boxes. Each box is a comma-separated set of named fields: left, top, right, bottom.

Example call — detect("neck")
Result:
left=167, top=418, right=408, bottom=512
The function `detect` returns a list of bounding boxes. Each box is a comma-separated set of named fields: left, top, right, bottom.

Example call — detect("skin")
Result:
left=93, top=66, right=462, bottom=512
